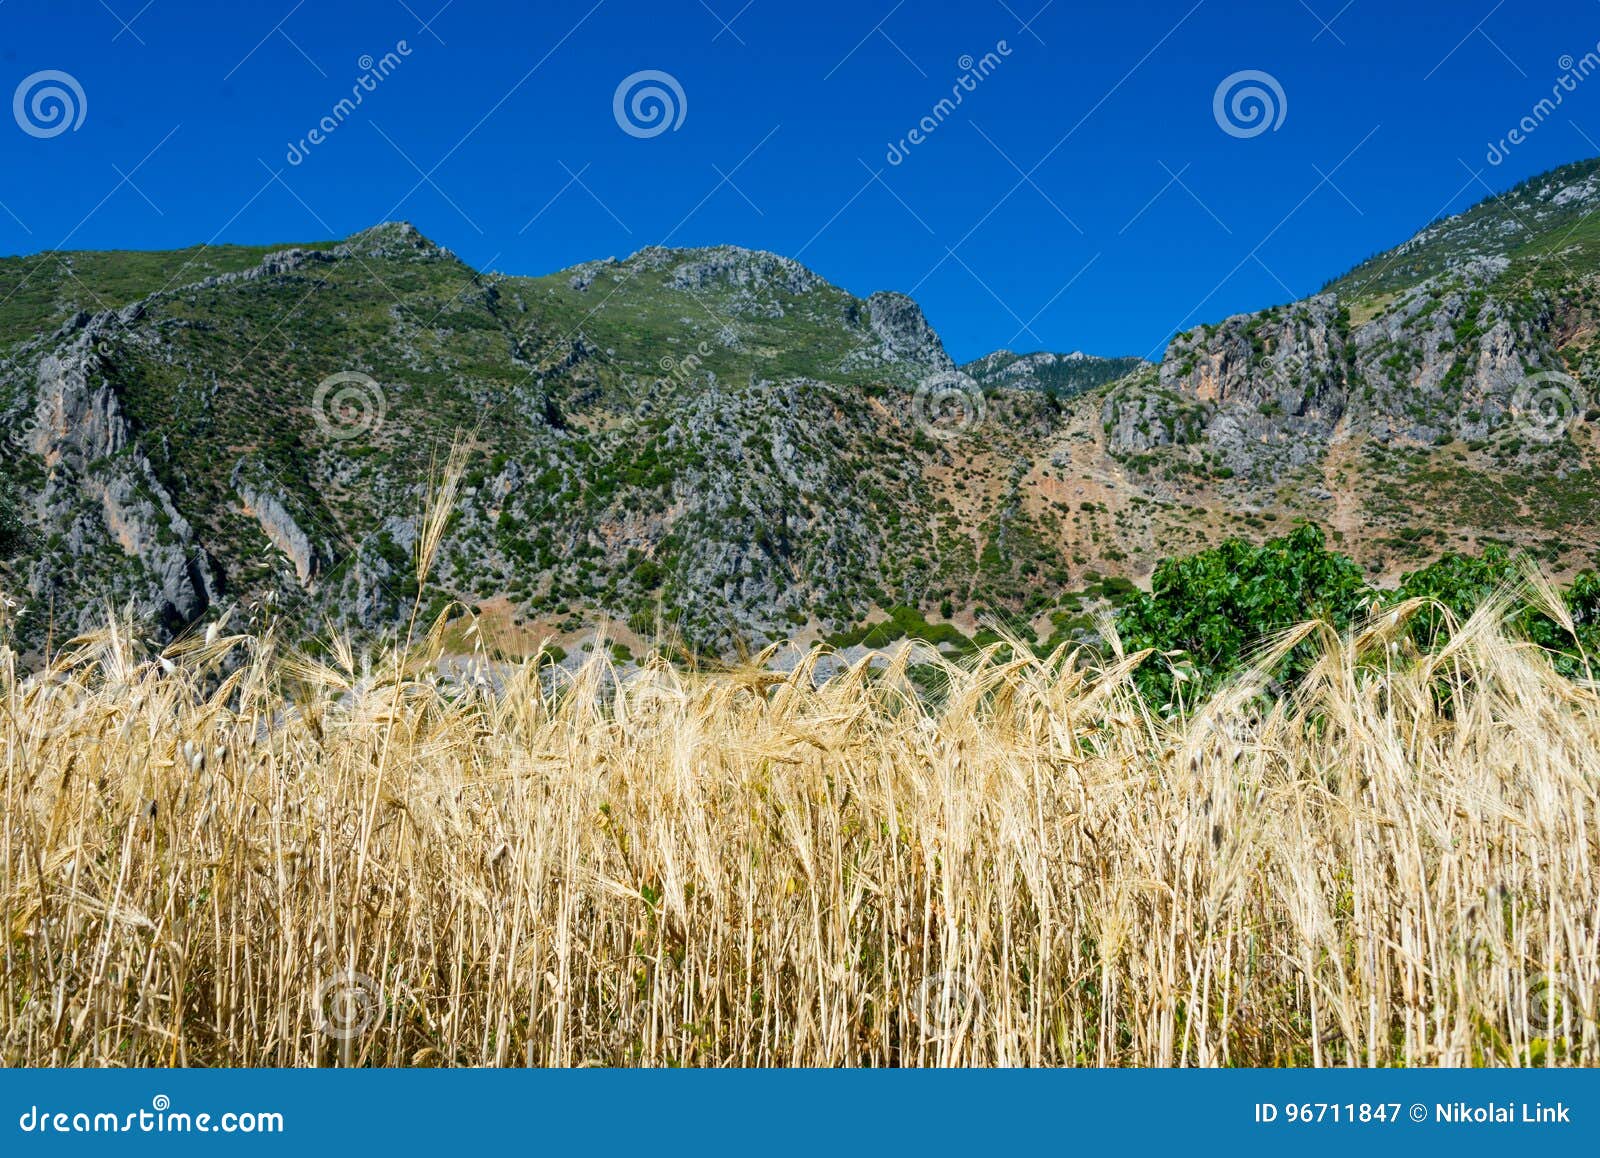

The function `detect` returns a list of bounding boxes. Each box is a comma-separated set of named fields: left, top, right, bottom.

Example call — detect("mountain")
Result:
left=1094, top=155, right=1600, bottom=580
left=963, top=349, right=1148, bottom=398
left=0, top=227, right=1069, bottom=656
left=1326, top=156, right=1600, bottom=300
left=3, top=155, right=1600, bottom=659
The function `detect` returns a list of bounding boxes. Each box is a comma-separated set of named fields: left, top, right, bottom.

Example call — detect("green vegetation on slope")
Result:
left=1119, top=523, right=1600, bottom=706
left=1326, top=157, right=1600, bottom=301
left=0, top=241, right=337, bottom=352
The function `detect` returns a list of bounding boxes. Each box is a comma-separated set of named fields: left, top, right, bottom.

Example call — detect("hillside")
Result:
left=1090, top=155, right=1600, bottom=584
left=0, top=227, right=1075, bottom=657
left=4, top=155, right=1600, bottom=659
left=961, top=349, right=1148, bottom=398
left=1327, top=156, right=1600, bottom=300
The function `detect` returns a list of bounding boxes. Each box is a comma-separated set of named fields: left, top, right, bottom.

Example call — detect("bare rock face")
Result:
left=1152, top=295, right=1349, bottom=476
left=191, top=247, right=337, bottom=292
left=668, top=248, right=823, bottom=296
left=27, top=328, right=214, bottom=627
left=861, top=291, right=955, bottom=375
left=92, top=467, right=214, bottom=625
left=565, top=258, right=618, bottom=292
left=28, top=351, right=128, bottom=464
left=1100, top=378, right=1208, bottom=454
left=1133, top=270, right=1560, bottom=480
left=233, top=467, right=328, bottom=587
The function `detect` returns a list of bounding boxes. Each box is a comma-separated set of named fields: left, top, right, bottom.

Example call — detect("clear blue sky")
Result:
left=0, top=0, right=1595, bottom=362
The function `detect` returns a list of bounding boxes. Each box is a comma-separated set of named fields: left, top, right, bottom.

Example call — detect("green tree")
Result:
left=1393, top=547, right=1600, bottom=678
left=1116, top=524, right=1372, bottom=707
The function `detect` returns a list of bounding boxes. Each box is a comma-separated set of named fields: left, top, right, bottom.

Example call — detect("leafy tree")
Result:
left=1117, top=531, right=1600, bottom=711
left=1393, top=546, right=1518, bottom=652
left=1116, top=524, right=1372, bottom=707
left=1393, top=547, right=1600, bottom=678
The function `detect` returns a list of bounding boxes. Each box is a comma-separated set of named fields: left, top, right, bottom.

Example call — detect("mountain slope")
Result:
left=1073, top=154, right=1600, bottom=584
left=4, top=154, right=1600, bottom=659
left=0, top=226, right=1073, bottom=656
left=963, top=349, right=1148, bottom=398
left=1327, top=156, right=1600, bottom=301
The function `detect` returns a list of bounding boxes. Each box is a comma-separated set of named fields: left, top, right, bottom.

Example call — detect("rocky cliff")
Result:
left=3, top=157, right=1600, bottom=657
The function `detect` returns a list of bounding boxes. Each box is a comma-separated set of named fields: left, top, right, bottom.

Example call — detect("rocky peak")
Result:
left=666, top=246, right=825, bottom=296
left=340, top=221, right=457, bottom=263
left=863, top=291, right=954, bottom=375
left=964, top=347, right=1148, bottom=398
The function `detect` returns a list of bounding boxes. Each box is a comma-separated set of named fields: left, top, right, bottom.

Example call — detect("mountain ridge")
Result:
left=4, top=155, right=1600, bottom=660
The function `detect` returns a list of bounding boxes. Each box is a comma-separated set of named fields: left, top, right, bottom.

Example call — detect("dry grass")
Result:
left=2, top=594, right=1598, bottom=1066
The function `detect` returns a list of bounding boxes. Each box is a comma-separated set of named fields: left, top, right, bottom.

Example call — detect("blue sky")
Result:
left=0, top=0, right=1596, bottom=362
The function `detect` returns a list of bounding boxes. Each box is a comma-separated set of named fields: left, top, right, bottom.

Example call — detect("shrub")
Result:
left=1116, top=524, right=1371, bottom=704
left=1394, top=548, right=1600, bottom=678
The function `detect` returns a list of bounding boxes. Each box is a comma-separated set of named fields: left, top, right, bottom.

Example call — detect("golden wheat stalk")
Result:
left=1, top=598, right=1597, bottom=1067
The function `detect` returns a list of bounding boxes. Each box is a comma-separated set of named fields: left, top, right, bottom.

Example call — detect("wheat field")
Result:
left=2, top=583, right=1597, bottom=1069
